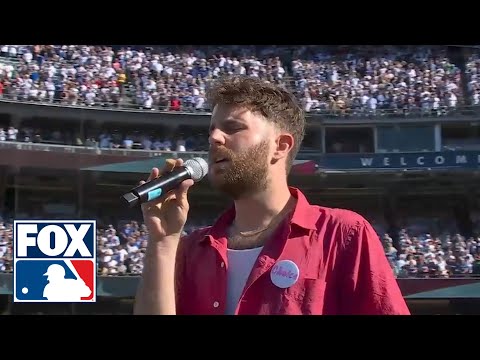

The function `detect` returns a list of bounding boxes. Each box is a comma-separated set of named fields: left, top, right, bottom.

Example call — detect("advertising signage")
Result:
left=321, top=151, right=480, bottom=171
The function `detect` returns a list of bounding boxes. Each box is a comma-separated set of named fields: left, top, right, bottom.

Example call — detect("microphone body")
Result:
left=122, top=157, right=208, bottom=208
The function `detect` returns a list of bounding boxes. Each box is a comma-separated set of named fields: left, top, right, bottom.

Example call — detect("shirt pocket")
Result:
left=281, top=277, right=328, bottom=315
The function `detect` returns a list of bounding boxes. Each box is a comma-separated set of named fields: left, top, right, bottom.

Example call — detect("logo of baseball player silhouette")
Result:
left=13, top=220, right=96, bottom=303
left=43, top=263, right=92, bottom=301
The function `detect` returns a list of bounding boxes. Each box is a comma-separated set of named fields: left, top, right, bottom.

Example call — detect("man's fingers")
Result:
left=174, top=179, right=194, bottom=207
left=159, top=158, right=177, bottom=176
left=146, top=159, right=183, bottom=183
left=163, top=192, right=177, bottom=203
left=147, top=167, right=160, bottom=182
left=140, top=159, right=187, bottom=206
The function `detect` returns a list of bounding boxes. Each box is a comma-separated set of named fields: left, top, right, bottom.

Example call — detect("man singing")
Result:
left=134, top=75, right=410, bottom=315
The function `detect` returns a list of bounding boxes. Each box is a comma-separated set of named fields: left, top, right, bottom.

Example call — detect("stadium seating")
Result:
left=1, top=217, right=479, bottom=278
left=0, top=45, right=473, bottom=114
left=1, top=44, right=479, bottom=279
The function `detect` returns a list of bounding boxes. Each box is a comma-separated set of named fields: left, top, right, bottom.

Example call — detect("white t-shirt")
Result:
left=225, top=246, right=263, bottom=315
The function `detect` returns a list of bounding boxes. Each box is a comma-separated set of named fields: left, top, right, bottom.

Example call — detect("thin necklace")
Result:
left=231, top=198, right=295, bottom=238
left=237, top=224, right=273, bottom=237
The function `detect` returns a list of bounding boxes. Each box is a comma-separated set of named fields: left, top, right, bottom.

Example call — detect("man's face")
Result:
left=208, top=104, right=273, bottom=199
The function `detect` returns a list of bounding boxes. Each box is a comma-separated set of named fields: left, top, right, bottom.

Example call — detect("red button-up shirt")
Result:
left=175, top=187, right=410, bottom=315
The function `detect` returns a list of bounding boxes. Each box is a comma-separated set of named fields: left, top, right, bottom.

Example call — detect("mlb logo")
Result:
left=13, top=220, right=96, bottom=303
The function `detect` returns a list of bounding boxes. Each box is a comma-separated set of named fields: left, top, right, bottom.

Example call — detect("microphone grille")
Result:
left=184, top=157, right=209, bottom=182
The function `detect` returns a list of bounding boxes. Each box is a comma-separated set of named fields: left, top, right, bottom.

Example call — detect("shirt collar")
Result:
left=199, top=187, right=318, bottom=243
left=289, top=187, right=318, bottom=231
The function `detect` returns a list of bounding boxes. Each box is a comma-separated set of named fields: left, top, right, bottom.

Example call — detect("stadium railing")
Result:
left=0, top=140, right=208, bottom=158
left=1, top=93, right=480, bottom=118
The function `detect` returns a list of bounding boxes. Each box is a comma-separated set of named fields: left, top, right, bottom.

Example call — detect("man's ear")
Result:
left=272, top=132, right=294, bottom=162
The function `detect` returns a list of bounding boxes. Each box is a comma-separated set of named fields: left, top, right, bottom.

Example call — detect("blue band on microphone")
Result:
left=147, top=188, right=163, bottom=201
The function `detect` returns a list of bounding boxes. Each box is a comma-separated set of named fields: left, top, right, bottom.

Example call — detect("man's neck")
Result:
left=232, top=183, right=293, bottom=233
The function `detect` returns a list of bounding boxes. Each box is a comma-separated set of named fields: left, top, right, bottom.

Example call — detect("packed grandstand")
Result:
left=1, top=44, right=477, bottom=114
left=0, top=44, right=479, bottom=279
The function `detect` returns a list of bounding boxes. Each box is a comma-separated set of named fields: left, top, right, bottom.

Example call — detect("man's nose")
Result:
left=209, top=128, right=225, bottom=146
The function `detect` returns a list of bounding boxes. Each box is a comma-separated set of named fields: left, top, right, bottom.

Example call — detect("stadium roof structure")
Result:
left=82, top=156, right=175, bottom=174
left=80, top=154, right=319, bottom=175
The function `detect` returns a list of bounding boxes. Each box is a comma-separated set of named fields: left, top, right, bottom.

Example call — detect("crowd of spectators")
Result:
left=371, top=214, right=480, bottom=278
left=382, top=230, right=480, bottom=278
left=0, top=44, right=479, bottom=279
left=0, top=45, right=478, bottom=115
left=0, top=45, right=286, bottom=112
left=0, top=125, right=209, bottom=152
left=291, top=46, right=464, bottom=115
left=465, top=53, right=480, bottom=104
left=1, top=215, right=479, bottom=278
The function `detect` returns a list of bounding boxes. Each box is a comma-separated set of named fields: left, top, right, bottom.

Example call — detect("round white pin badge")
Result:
left=270, top=259, right=300, bottom=288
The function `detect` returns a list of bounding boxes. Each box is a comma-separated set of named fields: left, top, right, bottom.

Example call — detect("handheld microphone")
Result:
left=121, top=157, right=209, bottom=208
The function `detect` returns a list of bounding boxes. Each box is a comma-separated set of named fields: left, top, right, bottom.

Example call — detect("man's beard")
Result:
left=208, top=140, right=270, bottom=200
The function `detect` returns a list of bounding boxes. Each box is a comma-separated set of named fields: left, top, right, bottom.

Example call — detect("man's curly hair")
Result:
left=206, top=75, right=306, bottom=173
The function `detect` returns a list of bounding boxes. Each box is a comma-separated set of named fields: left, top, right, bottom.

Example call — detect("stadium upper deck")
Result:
left=0, top=45, right=479, bottom=280
left=0, top=45, right=477, bottom=115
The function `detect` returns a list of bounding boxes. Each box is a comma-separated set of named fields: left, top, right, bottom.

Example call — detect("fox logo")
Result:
left=13, top=220, right=96, bottom=303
